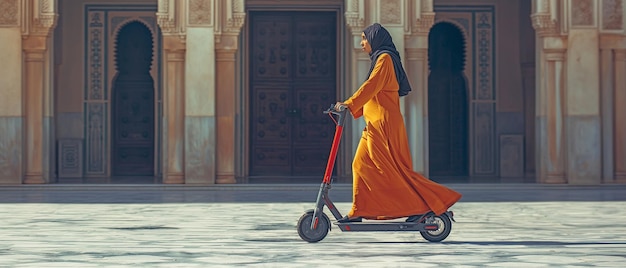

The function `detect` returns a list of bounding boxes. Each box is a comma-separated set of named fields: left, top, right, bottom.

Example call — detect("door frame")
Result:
left=238, top=1, right=346, bottom=181
left=83, top=4, right=162, bottom=178
left=433, top=5, right=497, bottom=178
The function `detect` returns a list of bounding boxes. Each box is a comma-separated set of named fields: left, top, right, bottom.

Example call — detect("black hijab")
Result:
left=363, top=23, right=412, bottom=96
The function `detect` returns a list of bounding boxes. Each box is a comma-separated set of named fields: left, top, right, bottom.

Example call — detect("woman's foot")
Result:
left=337, top=216, right=363, bottom=223
left=405, top=215, right=423, bottom=222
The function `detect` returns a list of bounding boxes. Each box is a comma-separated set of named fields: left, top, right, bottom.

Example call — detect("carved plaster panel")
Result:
left=345, top=0, right=364, bottom=32
left=380, top=0, right=402, bottom=25
left=602, top=0, right=623, bottom=30
left=215, top=0, right=245, bottom=45
left=413, top=13, right=435, bottom=34
left=532, top=13, right=559, bottom=36
left=158, top=0, right=185, bottom=41
left=188, top=0, right=212, bottom=26
left=571, top=0, right=595, bottom=27
left=0, top=0, right=19, bottom=26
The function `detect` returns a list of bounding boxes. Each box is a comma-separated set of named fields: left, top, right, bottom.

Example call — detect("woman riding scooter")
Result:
left=334, top=23, right=462, bottom=223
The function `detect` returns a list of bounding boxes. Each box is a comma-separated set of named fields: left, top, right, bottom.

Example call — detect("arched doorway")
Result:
left=428, top=22, right=469, bottom=181
left=111, top=21, right=156, bottom=176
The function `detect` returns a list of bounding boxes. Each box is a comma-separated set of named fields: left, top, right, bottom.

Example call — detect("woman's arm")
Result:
left=343, top=53, right=395, bottom=118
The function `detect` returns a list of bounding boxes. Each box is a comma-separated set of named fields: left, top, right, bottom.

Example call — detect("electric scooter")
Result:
left=296, top=104, right=456, bottom=243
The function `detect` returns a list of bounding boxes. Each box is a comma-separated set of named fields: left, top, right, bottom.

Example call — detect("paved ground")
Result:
left=1, top=184, right=625, bottom=267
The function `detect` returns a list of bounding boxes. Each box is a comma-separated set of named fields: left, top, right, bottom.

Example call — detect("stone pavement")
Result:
left=1, top=184, right=625, bottom=267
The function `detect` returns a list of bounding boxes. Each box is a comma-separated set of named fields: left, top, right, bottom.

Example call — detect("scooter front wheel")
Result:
left=420, top=212, right=452, bottom=242
left=297, top=211, right=330, bottom=243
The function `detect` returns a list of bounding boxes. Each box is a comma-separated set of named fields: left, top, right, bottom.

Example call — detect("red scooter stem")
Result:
left=323, top=125, right=343, bottom=184
left=321, top=105, right=347, bottom=185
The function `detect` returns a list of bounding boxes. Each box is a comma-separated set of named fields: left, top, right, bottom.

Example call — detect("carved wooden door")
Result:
left=111, top=22, right=155, bottom=176
left=249, top=12, right=336, bottom=178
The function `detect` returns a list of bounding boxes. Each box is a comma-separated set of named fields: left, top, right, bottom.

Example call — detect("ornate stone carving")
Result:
left=58, top=139, right=83, bottom=178
left=158, top=0, right=186, bottom=42
left=381, top=0, right=401, bottom=25
left=603, top=0, right=623, bottom=30
left=0, top=0, right=19, bottom=26
left=344, top=0, right=364, bottom=32
left=571, top=0, right=594, bottom=26
left=350, top=0, right=359, bottom=11
left=422, top=0, right=433, bottom=12
left=40, top=0, right=51, bottom=12
left=225, top=13, right=245, bottom=32
left=159, top=0, right=169, bottom=12
left=413, top=12, right=435, bottom=34
left=0, top=0, right=18, bottom=26
left=86, top=103, right=106, bottom=175
left=157, top=14, right=175, bottom=32
left=476, top=12, right=493, bottom=100
left=215, top=0, right=245, bottom=44
left=531, top=13, right=558, bottom=36
left=345, top=12, right=365, bottom=32
left=188, top=0, right=211, bottom=26
left=87, top=11, right=104, bottom=100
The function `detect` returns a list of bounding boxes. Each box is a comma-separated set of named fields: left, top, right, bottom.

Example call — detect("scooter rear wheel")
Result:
left=420, top=212, right=452, bottom=242
left=297, top=211, right=330, bottom=243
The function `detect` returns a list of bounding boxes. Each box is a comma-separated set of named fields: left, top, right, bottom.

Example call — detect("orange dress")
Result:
left=344, top=53, right=462, bottom=219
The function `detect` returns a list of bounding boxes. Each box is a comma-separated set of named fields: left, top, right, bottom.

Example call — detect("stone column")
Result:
left=215, top=35, right=238, bottom=184
left=22, top=36, right=48, bottom=184
left=404, top=9, right=435, bottom=175
left=162, top=36, right=186, bottom=184
left=615, top=49, right=626, bottom=182
left=214, top=1, right=245, bottom=184
left=158, top=0, right=187, bottom=184
left=19, top=1, right=58, bottom=184
left=539, top=48, right=567, bottom=183
left=532, top=7, right=567, bottom=183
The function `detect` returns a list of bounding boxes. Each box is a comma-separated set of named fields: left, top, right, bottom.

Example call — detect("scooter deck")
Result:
left=333, top=221, right=439, bottom=232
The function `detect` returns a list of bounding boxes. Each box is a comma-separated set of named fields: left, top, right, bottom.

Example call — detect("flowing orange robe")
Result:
left=344, top=53, right=462, bottom=219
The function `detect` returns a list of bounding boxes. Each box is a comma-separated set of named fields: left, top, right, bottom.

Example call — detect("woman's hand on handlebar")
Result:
left=334, top=102, right=348, bottom=112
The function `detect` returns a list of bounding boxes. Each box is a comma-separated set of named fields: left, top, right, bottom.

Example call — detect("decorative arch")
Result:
left=82, top=4, right=162, bottom=178
left=110, top=18, right=160, bottom=89
left=430, top=18, right=471, bottom=85
left=110, top=20, right=157, bottom=176
left=427, top=21, right=470, bottom=180
left=112, top=18, right=159, bottom=43
left=112, top=21, right=155, bottom=74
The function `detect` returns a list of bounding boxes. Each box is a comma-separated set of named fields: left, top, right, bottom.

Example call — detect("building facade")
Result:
left=0, top=0, right=624, bottom=185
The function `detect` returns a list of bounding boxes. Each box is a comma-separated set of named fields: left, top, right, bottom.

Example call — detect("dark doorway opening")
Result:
left=428, top=22, right=469, bottom=181
left=111, top=21, right=156, bottom=176
left=248, top=11, right=337, bottom=182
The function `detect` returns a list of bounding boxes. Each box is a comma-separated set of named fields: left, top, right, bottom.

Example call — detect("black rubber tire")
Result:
left=297, top=211, right=330, bottom=243
left=420, top=212, right=452, bottom=242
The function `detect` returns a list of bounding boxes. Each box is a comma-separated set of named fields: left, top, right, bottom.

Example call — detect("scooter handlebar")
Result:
left=323, top=104, right=347, bottom=116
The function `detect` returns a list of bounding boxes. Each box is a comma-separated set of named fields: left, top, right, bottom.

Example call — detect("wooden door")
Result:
left=249, top=12, right=337, bottom=178
left=111, top=22, right=155, bottom=176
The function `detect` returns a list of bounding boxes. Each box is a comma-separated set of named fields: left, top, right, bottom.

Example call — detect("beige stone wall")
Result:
left=0, top=28, right=22, bottom=117
left=0, top=27, right=23, bottom=184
